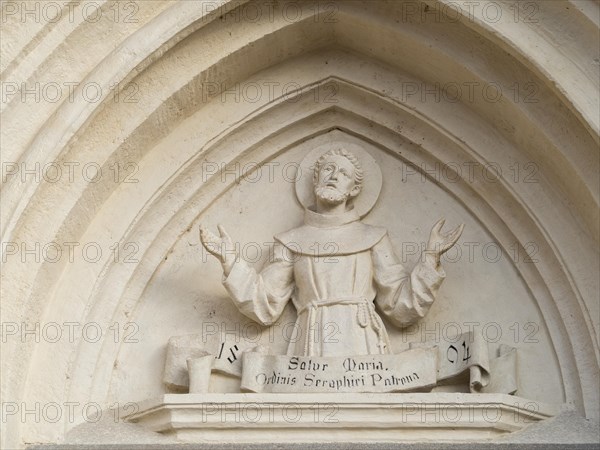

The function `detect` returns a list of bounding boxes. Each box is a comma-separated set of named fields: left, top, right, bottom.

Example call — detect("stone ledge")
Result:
left=27, top=444, right=599, bottom=450
left=122, top=393, right=558, bottom=443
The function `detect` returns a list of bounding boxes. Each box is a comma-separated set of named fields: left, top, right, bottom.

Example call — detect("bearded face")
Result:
left=315, top=186, right=350, bottom=206
left=314, top=155, right=359, bottom=208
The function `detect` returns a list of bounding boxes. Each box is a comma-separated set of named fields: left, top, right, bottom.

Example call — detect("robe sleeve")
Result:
left=222, top=243, right=295, bottom=326
left=372, top=234, right=445, bottom=328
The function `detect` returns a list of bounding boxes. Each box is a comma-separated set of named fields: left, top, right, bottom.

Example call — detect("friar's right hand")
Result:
left=199, top=224, right=236, bottom=275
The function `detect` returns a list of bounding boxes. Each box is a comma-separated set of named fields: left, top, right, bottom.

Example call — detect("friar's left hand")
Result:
left=426, top=218, right=465, bottom=267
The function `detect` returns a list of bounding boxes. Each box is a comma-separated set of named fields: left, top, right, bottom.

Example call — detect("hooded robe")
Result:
left=222, top=208, right=445, bottom=356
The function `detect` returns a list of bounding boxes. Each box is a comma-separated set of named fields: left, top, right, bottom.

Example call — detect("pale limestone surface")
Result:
left=1, top=0, right=598, bottom=448
left=125, top=393, right=558, bottom=443
left=200, top=146, right=461, bottom=357
left=193, top=147, right=520, bottom=399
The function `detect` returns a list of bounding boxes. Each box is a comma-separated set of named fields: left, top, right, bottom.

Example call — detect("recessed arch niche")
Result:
left=1, top=0, right=597, bottom=447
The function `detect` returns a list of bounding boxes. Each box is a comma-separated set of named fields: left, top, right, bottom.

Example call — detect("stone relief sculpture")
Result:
left=118, top=139, right=558, bottom=443
left=140, top=144, right=535, bottom=440
left=200, top=145, right=464, bottom=357
left=160, top=143, right=517, bottom=396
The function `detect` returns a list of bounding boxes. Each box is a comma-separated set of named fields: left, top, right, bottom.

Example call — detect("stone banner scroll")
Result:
left=163, top=333, right=252, bottom=391
left=165, top=331, right=517, bottom=394
left=241, top=348, right=438, bottom=393
left=436, top=331, right=490, bottom=385
left=410, top=331, right=518, bottom=395
left=477, top=345, right=518, bottom=395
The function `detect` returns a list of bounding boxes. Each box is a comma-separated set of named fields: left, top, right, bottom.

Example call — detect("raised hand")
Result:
left=199, top=224, right=237, bottom=275
left=426, top=218, right=465, bottom=267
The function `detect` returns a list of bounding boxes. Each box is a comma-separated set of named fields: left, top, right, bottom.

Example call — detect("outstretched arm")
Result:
left=200, top=225, right=295, bottom=326
left=373, top=219, right=464, bottom=328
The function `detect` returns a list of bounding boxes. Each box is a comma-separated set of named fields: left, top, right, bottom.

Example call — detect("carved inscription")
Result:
left=241, top=348, right=437, bottom=393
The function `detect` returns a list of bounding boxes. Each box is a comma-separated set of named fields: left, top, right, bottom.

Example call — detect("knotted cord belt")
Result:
left=296, top=297, right=388, bottom=356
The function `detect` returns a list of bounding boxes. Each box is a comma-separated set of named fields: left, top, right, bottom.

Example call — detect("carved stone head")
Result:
left=313, top=148, right=364, bottom=206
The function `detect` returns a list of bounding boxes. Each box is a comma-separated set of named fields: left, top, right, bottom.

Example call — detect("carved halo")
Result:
left=295, top=142, right=383, bottom=218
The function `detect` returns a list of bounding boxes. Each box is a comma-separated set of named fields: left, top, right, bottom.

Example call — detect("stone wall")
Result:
left=1, top=1, right=598, bottom=447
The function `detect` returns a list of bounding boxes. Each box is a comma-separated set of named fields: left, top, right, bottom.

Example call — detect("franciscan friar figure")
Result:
left=200, top=145, right=464, bottom=357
